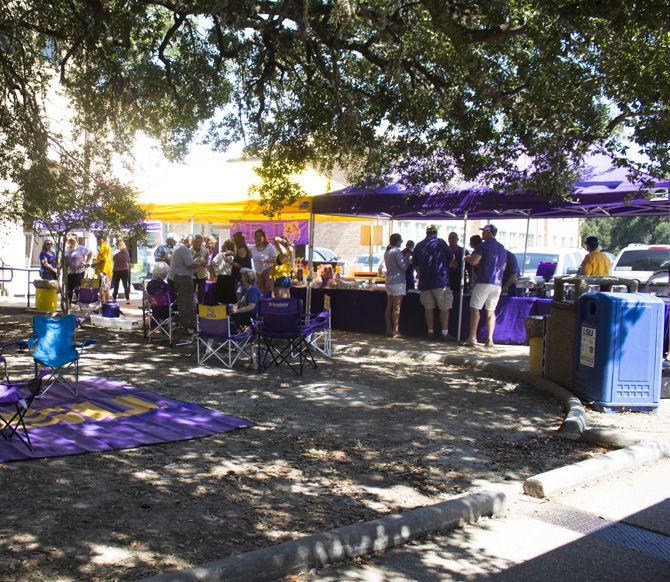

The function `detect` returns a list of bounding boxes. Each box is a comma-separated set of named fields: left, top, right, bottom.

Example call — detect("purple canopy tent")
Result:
left=312, top=160, right=670, bottom=220
left=307, top=158, right=670, bottom=333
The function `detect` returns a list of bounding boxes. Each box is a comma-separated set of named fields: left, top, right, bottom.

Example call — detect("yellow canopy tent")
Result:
left=136, top=158, right=347, bottom=222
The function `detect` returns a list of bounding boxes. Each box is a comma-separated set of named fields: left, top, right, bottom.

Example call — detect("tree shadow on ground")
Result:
left=0, top=307, right=602, bottom=580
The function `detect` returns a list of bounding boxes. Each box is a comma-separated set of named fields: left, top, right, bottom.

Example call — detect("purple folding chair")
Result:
left=73, top=286, right=100, bottom=324
left=302, top=310, right=332, bottom=358
left=0, top=359, right=42, bottom=451
left=256, top=298, right=317, bottom=375
left=144, top=288, right=175, bottom=345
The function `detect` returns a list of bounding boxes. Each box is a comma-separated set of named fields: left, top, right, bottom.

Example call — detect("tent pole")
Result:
left=190, top=218, right=195, bottom=235
left=521, top=213, right=531, bottom=277
left=456, top=211, right=468, bottom=342
left=306, top=208, right=316, bottom=320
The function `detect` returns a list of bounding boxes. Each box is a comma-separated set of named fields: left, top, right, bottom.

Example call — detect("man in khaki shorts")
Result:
left=463, top=224, right=507, bottom=347
left=412, top=225, right=455, bottom=340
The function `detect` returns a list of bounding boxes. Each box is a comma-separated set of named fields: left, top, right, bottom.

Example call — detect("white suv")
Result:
left=513, top=247, right=587, bottom=278
left=610, top=244, right=670, bottom=283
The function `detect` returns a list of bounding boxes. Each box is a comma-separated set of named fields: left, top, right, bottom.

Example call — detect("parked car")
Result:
left=308, top=246, right=346, bottom=270
left=513, top=247, right=587, bottom=278
left=610, top=244, right=670, bottom=284
left=351, top=254, right=382, bottom=273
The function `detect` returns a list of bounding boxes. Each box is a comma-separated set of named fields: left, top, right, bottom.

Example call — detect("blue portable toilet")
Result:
left=575, top=292, right=664, bottom=412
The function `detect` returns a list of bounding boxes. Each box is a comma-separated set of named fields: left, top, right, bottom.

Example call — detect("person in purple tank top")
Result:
left=464, top=224, right=507, bottom=347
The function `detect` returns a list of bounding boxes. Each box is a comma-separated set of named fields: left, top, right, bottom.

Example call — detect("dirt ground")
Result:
left=0, top=308, right=608, bottom=580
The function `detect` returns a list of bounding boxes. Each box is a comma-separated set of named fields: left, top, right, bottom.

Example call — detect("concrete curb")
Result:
left=336, top=343, right=587, bottom=438
left=145, top=490, right=508, bottom=582
left=523, top=440, right=670, bottom=498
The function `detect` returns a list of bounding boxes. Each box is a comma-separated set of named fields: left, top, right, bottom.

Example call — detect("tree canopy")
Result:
left=2, top=1, right=670, bottom=213
left=581, top=216, right=670, bottom=254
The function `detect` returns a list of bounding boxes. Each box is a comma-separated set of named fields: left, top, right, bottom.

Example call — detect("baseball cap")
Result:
left=166, top=232, right=178, bottom=242
left=480, top=224, right=497, bottom=236
left=585, top=236, right=599, bottom=247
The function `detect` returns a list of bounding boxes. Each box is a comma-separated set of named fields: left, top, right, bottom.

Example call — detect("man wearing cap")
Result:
left=580, top=236, right=611, bottom=276
left=412, top=224, right=455, bottom=340
left=464, top=224, right=507, bottom=347
left=154, top=233, right=177, bottom=265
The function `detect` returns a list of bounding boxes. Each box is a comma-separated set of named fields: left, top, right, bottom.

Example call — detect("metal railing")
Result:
left=0, top=264, right=44, bottom=308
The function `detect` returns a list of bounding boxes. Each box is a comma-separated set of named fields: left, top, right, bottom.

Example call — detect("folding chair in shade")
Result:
left=0, top=355, right=42, bottom=451
left=73, top=286, right=101, bottom=324
left=143, top=289, right=175, bottom=345
left=304, top=309, right=332, bottom=358
left=19, top=314, right=97, bottom=398
left=196, top=304, right=254, bottom=369
left=256, top=298, right=318, bottom=376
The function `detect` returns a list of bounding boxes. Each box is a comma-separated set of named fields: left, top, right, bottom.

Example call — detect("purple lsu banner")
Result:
left=0, top=377, right=252, bottom=462
left=230, top=220, right=309, bottom=245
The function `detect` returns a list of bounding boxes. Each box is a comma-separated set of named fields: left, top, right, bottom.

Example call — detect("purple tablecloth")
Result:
left=290, top=287, right=551, bottom=344
left=664, top=301, right=669, bottom=358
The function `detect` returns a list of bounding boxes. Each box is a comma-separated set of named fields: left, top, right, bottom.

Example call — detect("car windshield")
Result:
left=614, top=249, right=670, bottom=272
left=355, top=255, right=379, bottom=265
left=316, top=248, right=337, bottom=260
left=515, top=252, right=559, bottom=272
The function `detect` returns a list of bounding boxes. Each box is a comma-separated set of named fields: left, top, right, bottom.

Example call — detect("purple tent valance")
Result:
left=313, top=159, right=670, bottom=220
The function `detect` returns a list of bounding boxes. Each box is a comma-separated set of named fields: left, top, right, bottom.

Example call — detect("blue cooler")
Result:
left=575, top=292, right=664, bottom=412
left=102, top=302, right=121, bottom=318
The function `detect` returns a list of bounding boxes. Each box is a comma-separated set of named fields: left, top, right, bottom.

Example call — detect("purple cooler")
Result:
left=536, top=261, right=557, bottom=281
left=102, top=302, right=120, bottom=318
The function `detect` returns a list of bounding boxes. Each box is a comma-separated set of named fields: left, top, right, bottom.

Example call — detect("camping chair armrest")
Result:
left=0, top=340, right=22, bottom=354
left=75, top=339, right=98, bottom=349
left=15, top=337, right=38, bottom=350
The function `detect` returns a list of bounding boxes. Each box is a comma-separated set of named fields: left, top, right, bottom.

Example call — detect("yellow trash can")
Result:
left=34, top=280, right=59, bottom=312
left=525, top=315, right=547, bottom=377
left=528, top=337, right=544, bottom=376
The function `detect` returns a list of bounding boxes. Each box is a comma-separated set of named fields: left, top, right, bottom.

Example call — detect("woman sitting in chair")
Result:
left=231, top=268, right=260, bottom=330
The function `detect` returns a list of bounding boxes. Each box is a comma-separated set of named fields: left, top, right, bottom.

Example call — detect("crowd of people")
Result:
left=39, top=222, right=613, bottom=343
left=39, top=234, right=131, bottom=306
left=382, top=223, right=518, bottom=346
left=149, top=229, right=294, bottom=331
left=382, top=224, right=614, bottom=344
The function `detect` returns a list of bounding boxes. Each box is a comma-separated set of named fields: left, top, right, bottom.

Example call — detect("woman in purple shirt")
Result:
left=112, top=240, right=132, bottom=303
left=39, top=240, right=58, bottom=280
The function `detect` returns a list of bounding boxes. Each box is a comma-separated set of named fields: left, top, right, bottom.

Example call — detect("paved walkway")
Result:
left=313, top=458, right=670, bottom=581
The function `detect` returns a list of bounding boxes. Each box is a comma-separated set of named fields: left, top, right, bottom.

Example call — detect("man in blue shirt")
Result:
left=413, top=225, right=455, bottom=340
left=463, top=224, right=507, bottom=347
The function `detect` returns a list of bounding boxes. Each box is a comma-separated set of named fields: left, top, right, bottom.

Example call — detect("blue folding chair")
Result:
left=19, top=315, right=97, bottom=398
left=0, top=357, right=42, bottom=451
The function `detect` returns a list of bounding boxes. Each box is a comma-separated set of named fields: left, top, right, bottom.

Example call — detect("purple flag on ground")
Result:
left=0, top=377, right=253, bottom=462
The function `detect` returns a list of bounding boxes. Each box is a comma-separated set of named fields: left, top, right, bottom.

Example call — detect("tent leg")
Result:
left=521, top=214, right=531, bottom=277
left=306, top=210, right=316, bottom=320
left=456, top=212, right=468, bottom=342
